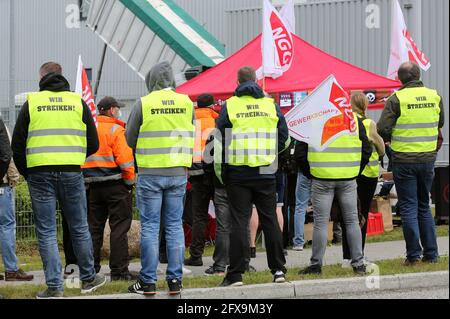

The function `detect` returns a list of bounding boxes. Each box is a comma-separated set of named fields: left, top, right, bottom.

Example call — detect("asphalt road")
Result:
left=296, top=287, right=449, bottom=299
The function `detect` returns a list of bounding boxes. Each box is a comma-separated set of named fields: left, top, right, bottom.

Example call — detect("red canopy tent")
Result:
left=177, top=34, right=401, bottom=110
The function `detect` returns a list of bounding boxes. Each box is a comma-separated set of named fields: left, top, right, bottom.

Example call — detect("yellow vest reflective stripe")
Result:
left=226, top=96, right=279, bottom=167
left=136, top=90, right=194, bottom=169
left=392, top=87, right=441, bottom=153
left=362, top=118, right=380, bottom=178
left=26, top=91, right=86, bottom=168
left=308, top=113, right=362, bottom=179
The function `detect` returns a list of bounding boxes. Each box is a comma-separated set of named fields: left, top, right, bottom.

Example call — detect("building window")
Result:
left=79, top=0, right=91, bottom=21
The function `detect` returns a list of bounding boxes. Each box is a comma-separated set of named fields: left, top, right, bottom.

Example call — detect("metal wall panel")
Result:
left=225, top=0, right=449, bottom=165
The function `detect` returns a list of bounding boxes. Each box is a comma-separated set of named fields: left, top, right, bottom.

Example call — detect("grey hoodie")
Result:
left=126, top=61, right=195, bottom=176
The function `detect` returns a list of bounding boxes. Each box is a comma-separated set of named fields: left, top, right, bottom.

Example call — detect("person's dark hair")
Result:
left=397, top=62, right=421, bottom=85
left=39, top=62, right=62, bottom=78
left=237, top=66, right=256, bottom=84
left=197, top=94, right=214, bottom=108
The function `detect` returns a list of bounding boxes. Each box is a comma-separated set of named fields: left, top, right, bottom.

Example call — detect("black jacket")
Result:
left=294, top=116, right=372, bottom=181
left=11, top=73, right=99, bottom=179
left=0, top=118, right=12, bottom=179
left=377, top=80, right=445, bottom=164
left=216, top=81, right=290, bottom=183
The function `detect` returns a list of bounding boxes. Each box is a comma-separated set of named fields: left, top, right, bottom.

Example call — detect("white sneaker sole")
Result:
left=274, top=278, right=286, bottom=283
left=81, top=276, right=107, bottom=294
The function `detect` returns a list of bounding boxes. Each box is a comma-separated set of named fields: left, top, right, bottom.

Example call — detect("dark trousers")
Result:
left=226, top=179, right=286, bottom=280
left=189, top=175, right=215, bottom=259
left=61, top=188, right=91, bottom=267
left=342, top=176, right=378, bottom=259
left=61, top=212, right=77, bottom=266
left=87, top=180, right=133, bottom=275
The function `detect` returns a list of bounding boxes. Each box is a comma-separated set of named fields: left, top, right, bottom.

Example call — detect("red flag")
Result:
left=76, top=56, right=98, bottom=126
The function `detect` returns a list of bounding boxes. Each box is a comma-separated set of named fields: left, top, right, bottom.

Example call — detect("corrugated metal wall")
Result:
left=0, top=0, right=148, bottom=127
left=0, top=0, right=448, bottom=164
left=224, top=0, right=449, bottom=165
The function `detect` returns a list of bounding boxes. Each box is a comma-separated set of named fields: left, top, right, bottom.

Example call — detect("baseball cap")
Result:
left=97, top=96, right=125, bottom=111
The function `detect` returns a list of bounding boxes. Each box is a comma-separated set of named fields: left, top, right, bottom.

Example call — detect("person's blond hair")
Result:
left=351, top=92, right=369, bottom=116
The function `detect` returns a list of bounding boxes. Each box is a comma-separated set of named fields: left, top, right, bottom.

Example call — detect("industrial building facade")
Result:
left=0, top=0, right=448, bottom=165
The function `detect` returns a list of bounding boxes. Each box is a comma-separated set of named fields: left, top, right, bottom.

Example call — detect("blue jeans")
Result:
left=0, top=186, right=18, bottom=272
left=27, top=172, right=95, bottom=290
left=137, top=175, right=187, bottom=284
left=293, top=172, right=311, bottom=246
left=392, top=162, right=439, bottom=261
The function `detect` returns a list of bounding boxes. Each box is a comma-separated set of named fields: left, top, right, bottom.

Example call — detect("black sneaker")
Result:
left=273, top=271, right=286, bottom=283
left=298, top=265, right=322, bottom=275
left=204, top=266, right=225, bottom=276
left=81, top=274, right=107, bottom=294
left=353, top=265, right=367, bottom=276
left=250, top=247, right=256, bottom=258
left=111, top=270, right=139, bottom=282
left=219, top=277, right=243, bottom=287
left=403, top=258, right=421, bottom=266
left=128, top=279, right=156, bottom=295
left=36, top=288, right=64, bottom=299
left=167, top=278, right=183, bottom=295
left=184, top=257, right=203, bottom=266
left=422, top=257, right=439, bottom=264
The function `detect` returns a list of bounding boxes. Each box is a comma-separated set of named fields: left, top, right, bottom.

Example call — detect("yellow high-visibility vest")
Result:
left=136, top=90, right=194, bottom=169
left=226, top=96, right=279, bottom=167
left=362, top=118, right=380, bottom=178
left=26, top=91, right=86, bottom=168
left=392, top=87, right=441, bottom=153
left=308, top=113, right=362, bottom=179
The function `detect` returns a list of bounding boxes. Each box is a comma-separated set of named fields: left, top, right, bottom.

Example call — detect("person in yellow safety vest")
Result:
left=216, top=66, right=290, bottom=287
left=126, top=61, right=195, bottom=296
left=378, top=62, right=445, bottom=265
left=185, top=94, right=219, bottom=267
left=340, top=93, right=385, bottom=264
left=82, top=96, right=137, bottom=282
left=295, top=109, right=372, bottom=276
left=11, top=62, right=106, bottom=298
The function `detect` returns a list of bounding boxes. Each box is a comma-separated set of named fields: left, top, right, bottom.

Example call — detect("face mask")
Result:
left=118, top=109, right=122, bottom=119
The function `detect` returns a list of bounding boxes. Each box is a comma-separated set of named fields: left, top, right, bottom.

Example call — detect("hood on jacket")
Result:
left=145, top=61, right=176, bottom=93
left=234, top=81, right=265, bottom=99
left=39, top=73, right=71, bottom=92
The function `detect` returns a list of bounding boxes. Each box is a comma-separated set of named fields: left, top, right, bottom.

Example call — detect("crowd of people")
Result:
left=0, top=60, right=444, bottom=298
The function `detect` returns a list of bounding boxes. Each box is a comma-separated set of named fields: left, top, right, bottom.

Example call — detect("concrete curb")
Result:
left=70, top=271, right=449, bottom=299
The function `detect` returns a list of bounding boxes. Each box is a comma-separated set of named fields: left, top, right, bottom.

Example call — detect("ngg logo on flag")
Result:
left=285, top=75, right=356, bottom=151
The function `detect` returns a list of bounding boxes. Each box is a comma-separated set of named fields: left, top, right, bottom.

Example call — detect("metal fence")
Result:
left=14, top=180, right=140, bottom=242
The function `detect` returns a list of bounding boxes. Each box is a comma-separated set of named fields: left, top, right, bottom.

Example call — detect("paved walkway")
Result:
left=1, top=237, right=448, bottom=286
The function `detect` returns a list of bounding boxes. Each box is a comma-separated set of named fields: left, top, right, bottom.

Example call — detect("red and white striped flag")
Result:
left=75, top=55, right=98, bottom=126
left=387, top=0, right=430, bottom=80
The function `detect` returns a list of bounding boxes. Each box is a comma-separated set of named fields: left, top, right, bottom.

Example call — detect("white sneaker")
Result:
left=182, top=267, right=192, bottom=275
left=341, top=259, right=352, bottom=269
left=292, top=245, right=304, bottom=251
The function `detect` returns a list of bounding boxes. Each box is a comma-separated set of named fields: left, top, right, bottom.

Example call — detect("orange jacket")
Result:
left=193, top=108, right=218, bottom=164
left=82, top=115, right=135, bottom=185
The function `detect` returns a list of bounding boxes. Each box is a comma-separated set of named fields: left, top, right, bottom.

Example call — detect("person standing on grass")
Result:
left=11, top=62, right=106, bottom=298
left=82, top=96, right=137, bottom=281
left=126, top=61, right=195, bottom=296
left=378, top=62, right=445, bottom=266
left=340, top=93, right=385, bottom=265
left=216, top=66, right=289, bottom=287
left=0, top=123, right=34, bottom=282
left=296, top=110, right=372, bottom=276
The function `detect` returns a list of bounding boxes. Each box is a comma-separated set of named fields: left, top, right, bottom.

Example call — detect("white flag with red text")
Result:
left=285, top=75, right=357, bottom=151
left=256, top=0, right=295, bottom=80
left=75, top=56, right=98, bottom=126
left=387, top=0, right=430, bottom=79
